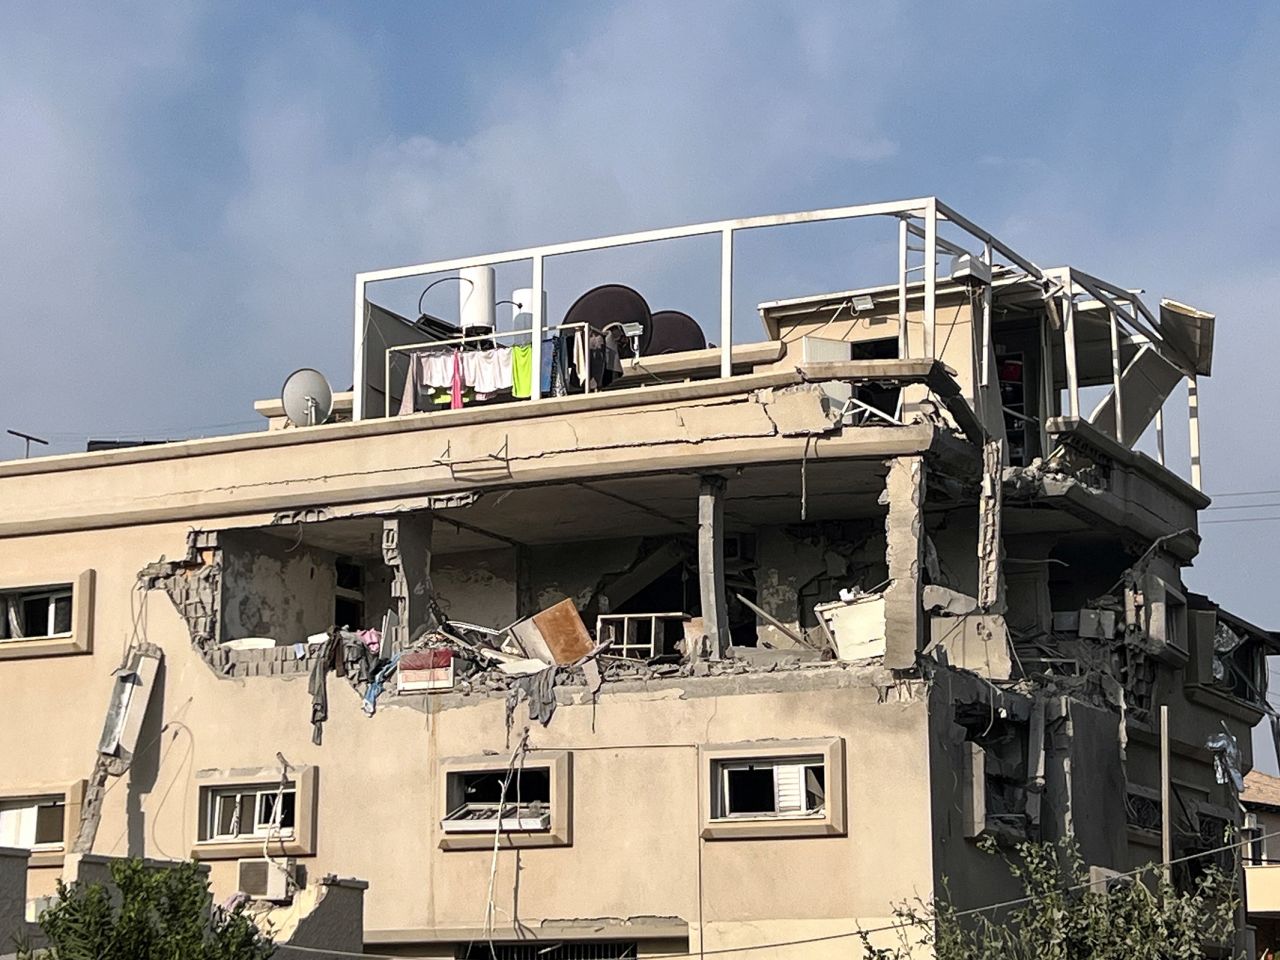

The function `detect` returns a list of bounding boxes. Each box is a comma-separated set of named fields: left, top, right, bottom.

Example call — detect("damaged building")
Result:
left=0, top=196, right=1273, bottom=958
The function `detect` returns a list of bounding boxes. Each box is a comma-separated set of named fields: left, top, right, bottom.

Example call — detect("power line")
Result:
left=1202, top=516, right=1280, bottom=526
left=276, top=825, right=1280, bottom=960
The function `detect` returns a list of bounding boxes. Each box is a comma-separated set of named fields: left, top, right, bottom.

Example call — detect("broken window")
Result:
left=710, top=756, right=826, bottom=820
left=201, top=784, right=296, bottom=842
left=442, top=768, right=552, bottom=833
left=0, top=585, right=73, bottom=641
left=1174, top=811, right=1235, bottom=894
left=1124, top=787, right=1163, bottom=834
left=1141, top=575, right=1188, bottom=664
left=955, top=704, right=1030, bottom=838
left=0, top=796, right=66, bottom=850
left=1212, top=621, right=1266, bottom=704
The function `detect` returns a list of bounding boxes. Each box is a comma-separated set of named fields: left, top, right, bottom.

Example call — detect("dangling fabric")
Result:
left=511, top=344, right=534, bottom=398
left=540, top=338, right=555, bottom=395
left=551, top=337, right=569, bottom=397
left=450, top=350, right=464, bottom=410
left=398, top=357, right=417, bottom=416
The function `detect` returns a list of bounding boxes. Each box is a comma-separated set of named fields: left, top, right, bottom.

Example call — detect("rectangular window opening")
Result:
left=443, top=768, right=552, bottom=833
left=1, top=585, right=74, bottom=642
left=713, top=756, right=826, bottom=820
left=203, top=785, right=296, bottom=843
left=0, top=796, right=66, bottom=850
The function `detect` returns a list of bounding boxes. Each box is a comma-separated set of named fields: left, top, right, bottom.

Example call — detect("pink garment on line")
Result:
left=450, top=350, right=463, bottom=410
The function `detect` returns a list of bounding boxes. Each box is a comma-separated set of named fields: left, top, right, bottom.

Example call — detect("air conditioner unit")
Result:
left=950, top=254, right=992, bottom=286
left=236, top=858, right=293, bottom=901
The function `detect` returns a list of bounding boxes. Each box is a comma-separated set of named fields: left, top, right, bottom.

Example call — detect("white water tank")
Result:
left=459, top=265, right=495, bottom=330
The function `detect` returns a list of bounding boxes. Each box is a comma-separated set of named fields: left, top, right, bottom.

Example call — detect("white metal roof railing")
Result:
left=351, top=196, right=1046, bottom=419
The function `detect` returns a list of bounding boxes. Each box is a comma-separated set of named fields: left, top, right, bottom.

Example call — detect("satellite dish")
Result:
left=562, top=284, right=653, bottom=354
left=281, top=368, right=334, bottom=427
left=647, top=310, right=706, bottom=355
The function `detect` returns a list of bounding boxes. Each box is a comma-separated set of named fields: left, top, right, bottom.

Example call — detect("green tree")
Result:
left=860, top=838, right=1240, bottom=960
left=18, top=858, right=274, bottom=960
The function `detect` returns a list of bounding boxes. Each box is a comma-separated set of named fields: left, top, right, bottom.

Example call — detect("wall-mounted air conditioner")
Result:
left=236, top=858, right=293, bottom=901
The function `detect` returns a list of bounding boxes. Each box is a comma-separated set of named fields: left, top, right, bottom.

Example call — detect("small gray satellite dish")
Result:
left=281, top=368, right=334, bottom=427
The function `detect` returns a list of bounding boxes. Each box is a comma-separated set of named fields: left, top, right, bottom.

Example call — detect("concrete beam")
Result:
left=882, top=456, right=926, bottom=670
left=698, top=476, right=732, bottom=660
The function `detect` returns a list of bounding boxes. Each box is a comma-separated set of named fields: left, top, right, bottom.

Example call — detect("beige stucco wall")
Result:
left=423, top=676, right=935, bottom=957
left=0, top=517, right=937, bottom=957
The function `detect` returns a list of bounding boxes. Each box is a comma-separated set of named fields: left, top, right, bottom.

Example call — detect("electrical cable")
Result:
left=1202, top=516, right=1280, bottom=525
left=418, top=275, right=474, bottom=317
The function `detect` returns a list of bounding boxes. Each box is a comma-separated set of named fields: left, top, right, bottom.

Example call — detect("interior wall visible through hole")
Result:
left=213, top=511, right=907, bottom=654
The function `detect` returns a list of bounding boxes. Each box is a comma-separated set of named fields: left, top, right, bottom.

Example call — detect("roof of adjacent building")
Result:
left=1242, top=770, right=1280, bottom=810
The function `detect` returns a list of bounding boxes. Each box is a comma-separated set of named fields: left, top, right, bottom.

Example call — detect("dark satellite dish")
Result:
left=646, top=310, right=706, bottom=355
left=562, top=284, right=653, bottom=354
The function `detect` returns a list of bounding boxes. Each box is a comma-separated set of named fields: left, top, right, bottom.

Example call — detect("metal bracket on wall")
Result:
left=433, top=435, right=511, bottom=477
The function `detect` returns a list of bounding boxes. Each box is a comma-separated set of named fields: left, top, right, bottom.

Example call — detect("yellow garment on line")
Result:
left=511, top=343, right=533, bottom=399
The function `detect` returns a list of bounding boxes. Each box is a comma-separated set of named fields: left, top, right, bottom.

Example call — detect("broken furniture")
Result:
left=397, top=648, right=456, bottom=692
left=813, top=594, right=887, bottom=662
left=508, top=598, right=594, bottom=665
left=595, top=612, right=687, bottom=661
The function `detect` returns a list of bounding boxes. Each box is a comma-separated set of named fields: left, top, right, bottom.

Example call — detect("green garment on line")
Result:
left=511, top=343, right=533, bottom=399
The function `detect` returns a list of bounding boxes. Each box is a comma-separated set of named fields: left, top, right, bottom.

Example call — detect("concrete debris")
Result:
left=813, top=594, right=887, bottom=662
left=138, top=552, right=220, bottom=650
left=922, top=585, right=979, bottom=617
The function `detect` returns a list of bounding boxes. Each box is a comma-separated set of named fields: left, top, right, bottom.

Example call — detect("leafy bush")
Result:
left=18, top=858, right=274, bottom=960
left=860, top=838, right=1240, bottom=960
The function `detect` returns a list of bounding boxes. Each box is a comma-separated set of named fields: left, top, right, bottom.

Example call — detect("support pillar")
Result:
left=382, top=513, right=435, bottom=651
left=697, top=476, right=731, bottom=660
left=882, top=456, right=925, bottom=670
left=1188, top=376, right=1202, bottom=490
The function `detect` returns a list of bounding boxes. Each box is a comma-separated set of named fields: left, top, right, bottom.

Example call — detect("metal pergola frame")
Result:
left=351, top=196, right=1203, bottom=488
left=352, top=196, right=1041, bottom=410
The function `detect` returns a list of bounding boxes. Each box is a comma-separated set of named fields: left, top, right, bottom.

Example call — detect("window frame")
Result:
left=713, top=755, right=827, bottom=821
left=699, top=738, right=845, bottom=840
left=204, top=784, right=298, bottom=843
left=192, top=765, right=317, bottom=860
left=439, top=751, right=571, bottom=851
left=0, top=780, right=86, bottom=867
left=0, top=570, right=95, bottom=659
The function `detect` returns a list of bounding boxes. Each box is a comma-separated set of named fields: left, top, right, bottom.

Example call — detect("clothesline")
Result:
left=396, top=329, right=598, bottom=415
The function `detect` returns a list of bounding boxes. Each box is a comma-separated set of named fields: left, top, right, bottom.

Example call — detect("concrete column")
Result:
left=697, top=476, right=731, bottom=660
left=382, top=513, right=435, bottom=650
left=0, top=846, right=30, bottom=948
left=882, top=456, right=926, bottom=670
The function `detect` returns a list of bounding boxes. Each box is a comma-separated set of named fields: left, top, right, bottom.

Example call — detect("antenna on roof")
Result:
left=280, top=369, right=334, bottom=428
left=6, top=429, right=48, bottom=458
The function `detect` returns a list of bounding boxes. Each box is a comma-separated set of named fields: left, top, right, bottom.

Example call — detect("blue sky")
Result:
left=4, top=2, right=1280, bottom=752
